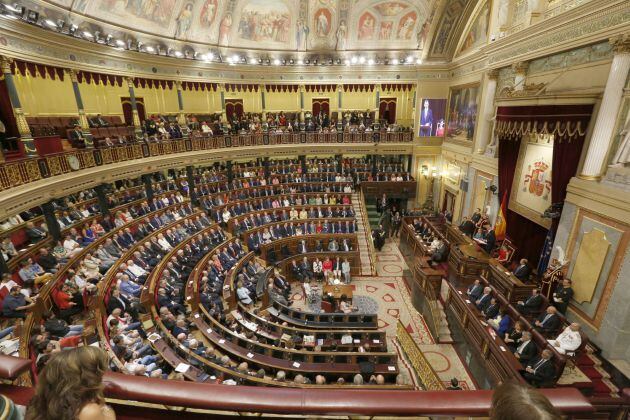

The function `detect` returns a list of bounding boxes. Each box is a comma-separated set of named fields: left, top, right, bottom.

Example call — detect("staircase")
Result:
left=365, top=199, right=381, bottom=229
left=352, top=192, right=376, bottom=276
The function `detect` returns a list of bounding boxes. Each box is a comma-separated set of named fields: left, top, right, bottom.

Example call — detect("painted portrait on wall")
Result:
left=174, top=0, right=223, bottom=43
left=358, top=12, right=376, bottom=40
left=446, top=84, right=480, bottom=141
left=418, top=98, right=446, bottom=137
left=396, top=11, right=416, bottom=40
left=510, top=135, right=554, bottom=228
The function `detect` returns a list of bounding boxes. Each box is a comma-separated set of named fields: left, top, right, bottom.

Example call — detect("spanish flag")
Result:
left=495, top=191, right=507, bottom=241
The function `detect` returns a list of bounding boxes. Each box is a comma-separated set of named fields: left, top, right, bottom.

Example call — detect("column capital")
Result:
left=610, top=34, right=630, bottom=54
left=175, top=80, right=183, bottom=90
left=337, top=84, right=343, bottom=92
left=66, top=69, right=79, bottom=83
left=0, top=55, right=13, bottom=74
left=511, top=61, right=529, bottom=75
left=125, top=76, right=135, bottom=88
left=486, top=68, right=500, bottom=80
left=299, top=84, right=305, bottom=93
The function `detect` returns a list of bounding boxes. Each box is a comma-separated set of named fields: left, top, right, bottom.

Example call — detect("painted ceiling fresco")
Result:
left=18, top=0, right=481, bottom=58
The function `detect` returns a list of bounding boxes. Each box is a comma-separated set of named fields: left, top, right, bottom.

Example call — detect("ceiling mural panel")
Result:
left=15, top=0, right=478, bottom=59
left=456, top=0, right=490, bottom=56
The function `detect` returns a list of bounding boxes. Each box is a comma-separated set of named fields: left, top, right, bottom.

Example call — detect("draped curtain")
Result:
left=496, top=104, right=593, bottom=266
left=0, top=79, right=18, bottom=139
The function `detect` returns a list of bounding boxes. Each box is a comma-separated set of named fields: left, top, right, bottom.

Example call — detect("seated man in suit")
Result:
left=467, top=279, right=483, bottom=301
left=513, top=331, right=537, bottom=366
left=475, top=287, right=493, bottom=311
left=516, top=288, right=543, bottom=315
left=429, top=240, right=448, bottom=266
left=523, top=349, right=556, bottom=387
left=68, top=125, right=86, bottom=146
left=482, top=297, right=500, bottom=319
left=513, top=259, right=531, bottom=282
left=534, top=306, right=561, bottom=335
left=25, top=221, right=47, bottom=243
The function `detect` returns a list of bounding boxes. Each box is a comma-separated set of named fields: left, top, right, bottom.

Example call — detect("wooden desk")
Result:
left=361, top=180, right=417, bottom=199
left=447, top=243, right=490, bottom=286
left=323, top=284, right=353, bottom=301
left=445, top=283, right=524, bottom=385
left=484, top=259, right=536, bottom=304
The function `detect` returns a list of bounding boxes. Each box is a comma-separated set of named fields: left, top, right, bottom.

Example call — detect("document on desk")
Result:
left=175, top=363, right=190, bottom=373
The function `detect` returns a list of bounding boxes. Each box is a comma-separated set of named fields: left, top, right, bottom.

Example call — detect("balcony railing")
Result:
left=0, top=131, right=413, bottom=192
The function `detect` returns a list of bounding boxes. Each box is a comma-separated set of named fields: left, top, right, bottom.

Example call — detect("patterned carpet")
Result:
left=290, top=237, right=476, bottom=390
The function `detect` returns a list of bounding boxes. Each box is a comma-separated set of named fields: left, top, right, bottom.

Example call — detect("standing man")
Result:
left=419, top=99, right=434, bottom=136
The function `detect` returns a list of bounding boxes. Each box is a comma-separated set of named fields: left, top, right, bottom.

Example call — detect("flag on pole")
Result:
left=537, top=228, right=554, bottom=274
left=495, top=191, right=507, bottom=241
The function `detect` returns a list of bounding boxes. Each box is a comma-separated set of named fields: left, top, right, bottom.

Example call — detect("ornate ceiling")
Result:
left=5, top=0, right=483, bottom=61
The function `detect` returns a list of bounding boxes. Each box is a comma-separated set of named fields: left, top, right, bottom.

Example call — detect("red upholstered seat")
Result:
left=0, top=355, right=32, bottom=380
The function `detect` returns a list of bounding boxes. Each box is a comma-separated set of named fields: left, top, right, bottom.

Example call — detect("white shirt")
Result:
left=128, top=264, right=147, bottom=277
left=63, top=238, right=80, bottom=251
left=158, top=238, right=173, bottom=251
left=237, top=287, right=252, bottom=304
left=549, top=327, right=581, bottom=354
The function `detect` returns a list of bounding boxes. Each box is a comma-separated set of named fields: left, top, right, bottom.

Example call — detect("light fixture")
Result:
left=82, top=30, right=93, bottom=38
left=304, top=59, right=309, bottom=64
left=273, top=58, right=280, bottom=65
left=368, top=58, right=375, bottom=65
left=174, top=50, right=182, bottom=57
left=358, top=56, right=366, bottom=64
left=416, top=58, right=422, bottom=64
left=351, top=56, right=358, bottom=64
left=44, top=19, right=57, bottom=28
left=145, top=45, right=155, bottom=53
left=344, top=59, right=350, bottom=66
left=206, top=52, right=214, bottom=61
left=297, top=59, right=303, bottom=65
left=406, top=56, right=413, bottom=63
left=26, top=10, right=38, bottom=23
left=4, top=4, right=21, bottom=12
left=68, top=24, right=78, bottom=35
left=115, top=39, right=125, bottom=47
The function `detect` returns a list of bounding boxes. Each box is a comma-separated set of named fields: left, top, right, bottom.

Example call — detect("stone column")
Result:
left=512, top=62, right=529, bottom=91
left=219, top=84, right=227, bottom=123
left=299, top=85, right=305, bottom=123
left=580, top=36, right=630, bottom=180
left=125, top=77, right=144, bottom=140
left=0, top=56, right=37, bottom=157
left=260, top=84, right=267, bottom=121
left=474, top=69, right=500, bottom=154
left=175, top=81, right=188, bottom=137
left=67, top=69, right=94, bottom=148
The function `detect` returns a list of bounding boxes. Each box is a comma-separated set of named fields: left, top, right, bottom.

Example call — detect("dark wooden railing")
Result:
left=0, top=132, right=413, bottom=192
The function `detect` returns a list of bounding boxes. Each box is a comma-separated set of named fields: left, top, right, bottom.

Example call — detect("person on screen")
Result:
left=419, top=100, right=434, bottom=136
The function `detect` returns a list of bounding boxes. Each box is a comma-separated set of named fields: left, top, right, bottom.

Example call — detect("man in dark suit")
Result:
left=107, top=288, right=139, bottom=319
left=534, top=306, right=561, bottom=335
left=297, top=240, right=308, bottom=254
left=419, top=100, right=434, bottom=136
left=552, top=279, right=574, bottom=314
left=483, top=224, right=496, bottom=254
left=482, top=298, right=500, bottom=319
left=471, top=209, right=482, bottom=225
left=459, top=217, right=475, bottom=238
left=476, top=287, right=492, bottom=311
left=523, top=349, right=556, bottom=387
left=513, top=331, right=537, bottom=365
left=467, top=280, right=483, bottom=301
left=25, top=222, right=46, bottom=243
left=517, top=288, right=543, bottom=315
left=513, top=259, right=531, bottom=281
left=68, top=125, right=86, bottom=146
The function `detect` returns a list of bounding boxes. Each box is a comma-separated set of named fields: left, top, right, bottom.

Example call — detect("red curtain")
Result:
left=0, top=79, right=18, bottom=139
left=379, top=99, right=397, bottom=124
left=496, top=104, right=594, bottom=266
